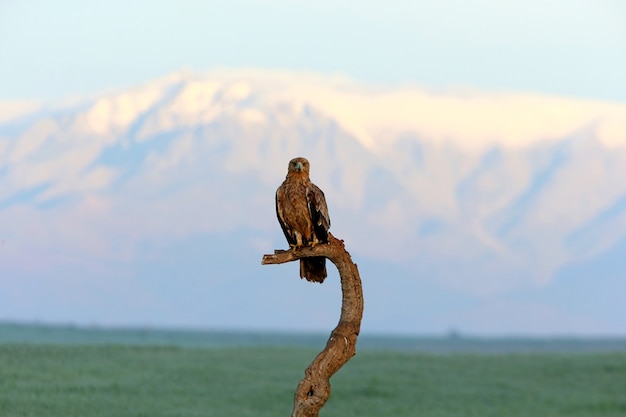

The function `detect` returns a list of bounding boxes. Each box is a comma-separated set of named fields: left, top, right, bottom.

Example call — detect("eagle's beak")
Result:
left=295, top=162, right=303, bottom=171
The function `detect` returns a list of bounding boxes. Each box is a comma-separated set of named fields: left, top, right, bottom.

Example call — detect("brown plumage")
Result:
left=276, top=157, right=331, bottom=283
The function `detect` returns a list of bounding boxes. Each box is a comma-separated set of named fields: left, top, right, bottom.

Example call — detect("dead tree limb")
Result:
left=262, top=232, right=364, bottom=417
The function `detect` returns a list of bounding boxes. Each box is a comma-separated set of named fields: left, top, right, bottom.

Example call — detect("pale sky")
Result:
left=1, top=0, right=625, bottom=102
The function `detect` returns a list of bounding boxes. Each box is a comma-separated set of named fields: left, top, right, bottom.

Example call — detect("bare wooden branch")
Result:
left=262, top=232, right=364, bottom=417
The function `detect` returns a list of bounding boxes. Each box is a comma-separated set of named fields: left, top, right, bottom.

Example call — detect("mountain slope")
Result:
left=1, top=70, right=625, bottom=333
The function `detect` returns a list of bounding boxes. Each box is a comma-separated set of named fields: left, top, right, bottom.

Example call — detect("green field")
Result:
left=1, top=342, right=625, bottom=417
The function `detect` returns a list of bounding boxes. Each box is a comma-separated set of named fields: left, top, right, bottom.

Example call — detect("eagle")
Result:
left=276, top=157, right=330, bottom=283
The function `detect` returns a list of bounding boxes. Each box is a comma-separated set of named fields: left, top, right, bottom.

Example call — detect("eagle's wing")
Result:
left=276, top=185, right=296, bottom=245
left=307, top=183, right=330, bottom=242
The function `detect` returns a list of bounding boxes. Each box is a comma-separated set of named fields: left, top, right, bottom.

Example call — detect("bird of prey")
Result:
left=275, top=157, right=330, bottom=283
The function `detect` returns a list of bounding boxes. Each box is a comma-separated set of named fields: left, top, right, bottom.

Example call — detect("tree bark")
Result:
left=261, top=232, right=364, bottom=417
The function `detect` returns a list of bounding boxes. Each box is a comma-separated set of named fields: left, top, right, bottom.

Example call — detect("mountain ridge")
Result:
left=1, top=69, right=625, bottom=334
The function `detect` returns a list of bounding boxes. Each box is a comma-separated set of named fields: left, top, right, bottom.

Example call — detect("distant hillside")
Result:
left=2, top=323, right=626, bottom=353
left=1, top=70, right=625, bottom=334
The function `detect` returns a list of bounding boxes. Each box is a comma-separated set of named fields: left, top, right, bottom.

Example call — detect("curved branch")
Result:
left=262, top=233, right=364, bottom=417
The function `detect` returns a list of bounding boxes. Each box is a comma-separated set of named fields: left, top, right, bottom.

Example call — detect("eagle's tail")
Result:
left=300, top=257, right=327, bottom=283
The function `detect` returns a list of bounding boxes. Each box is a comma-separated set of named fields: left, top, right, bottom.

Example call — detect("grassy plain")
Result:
left=1, top=343, right=625, bottom=417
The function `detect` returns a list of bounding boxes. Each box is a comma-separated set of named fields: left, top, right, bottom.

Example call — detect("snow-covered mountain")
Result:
left=1, top=70, right=625, bottom=334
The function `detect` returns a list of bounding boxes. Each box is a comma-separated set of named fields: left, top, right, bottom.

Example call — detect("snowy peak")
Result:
left=7, top=69, right=624, bottom=150
left=2, top=69, right=626, bottom=298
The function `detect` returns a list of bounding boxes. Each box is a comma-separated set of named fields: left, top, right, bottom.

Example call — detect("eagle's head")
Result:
left=287, top=157, right=310, bottom=175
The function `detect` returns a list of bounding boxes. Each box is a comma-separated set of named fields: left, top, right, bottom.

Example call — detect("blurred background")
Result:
left=1, top=0, right=625, bottom=336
